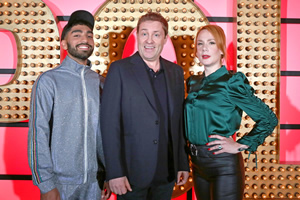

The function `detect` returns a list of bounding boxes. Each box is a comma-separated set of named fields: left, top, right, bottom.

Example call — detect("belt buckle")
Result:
left=190, top=144, right=198, bottom=156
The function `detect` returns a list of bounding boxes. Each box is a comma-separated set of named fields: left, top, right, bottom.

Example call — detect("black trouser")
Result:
left=117, top=180, right=175, bottom=200
left=191, top=145, right=245, bottom=200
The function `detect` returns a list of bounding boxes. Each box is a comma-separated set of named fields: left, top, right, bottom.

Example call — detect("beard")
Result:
left=67, top=43, right=93, bottom=61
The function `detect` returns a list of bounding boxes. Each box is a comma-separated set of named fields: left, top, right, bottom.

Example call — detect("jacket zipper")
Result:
left=81, top=67, right=88, bottom=184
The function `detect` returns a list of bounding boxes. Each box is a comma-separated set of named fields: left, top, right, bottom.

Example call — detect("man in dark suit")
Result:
left=101, top=12, right=190, bottom=200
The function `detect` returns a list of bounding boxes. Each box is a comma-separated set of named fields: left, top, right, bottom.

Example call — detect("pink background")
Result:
left=0, top=0, right=299, bottom=199
left=279, top=0, right=300, bottom=164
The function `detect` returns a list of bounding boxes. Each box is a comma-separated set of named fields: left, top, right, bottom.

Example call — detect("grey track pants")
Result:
left=57, top=181, right=101, bottom=200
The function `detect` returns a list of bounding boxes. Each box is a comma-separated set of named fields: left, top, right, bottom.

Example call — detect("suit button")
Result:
left=153, top=140, right=158, bottom=144
left=155, top=120, right=159, bottom=125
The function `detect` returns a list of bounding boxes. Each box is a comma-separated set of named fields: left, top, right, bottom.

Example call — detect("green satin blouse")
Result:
left=184, top=66, right=278, bottom=152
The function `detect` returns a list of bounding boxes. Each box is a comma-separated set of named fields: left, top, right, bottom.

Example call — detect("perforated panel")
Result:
left=0, top=0, right=60, bottom=122
left=237, top=1, right=299, bottom=199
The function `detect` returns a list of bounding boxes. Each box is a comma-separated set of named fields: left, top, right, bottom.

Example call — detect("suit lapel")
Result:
left=162, top=59, right=175, bottom=116
left=130, top=53, right=158, bottom=112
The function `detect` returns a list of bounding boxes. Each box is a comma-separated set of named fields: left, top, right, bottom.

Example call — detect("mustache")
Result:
left=76, top=43, right=92, bottom=48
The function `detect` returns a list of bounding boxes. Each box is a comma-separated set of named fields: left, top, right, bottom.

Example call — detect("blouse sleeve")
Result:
left=227, top=72, right=278, bottom=152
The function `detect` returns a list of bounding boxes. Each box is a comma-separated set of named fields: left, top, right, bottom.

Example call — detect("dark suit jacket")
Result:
left=101, top=52, right=189, bottom=187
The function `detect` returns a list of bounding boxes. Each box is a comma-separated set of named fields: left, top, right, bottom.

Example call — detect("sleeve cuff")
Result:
left=38, top=176, right=57, bottom=194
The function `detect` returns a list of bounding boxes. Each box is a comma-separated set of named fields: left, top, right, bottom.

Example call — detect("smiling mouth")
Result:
left=76, top=44, right=92, bottom=50
left=145, top=46, right=155, bottom=49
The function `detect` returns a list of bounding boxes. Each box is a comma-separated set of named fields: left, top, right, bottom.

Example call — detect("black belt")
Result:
left=189, top=143, right=242, bottom=159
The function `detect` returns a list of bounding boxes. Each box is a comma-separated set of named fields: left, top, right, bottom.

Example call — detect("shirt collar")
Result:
left=146, top=65, right=165, bottom=74
left=203, top=65, right=228, bottom=83
left=140, top=55, right=165, bottom=74
left=63, top=55, right=92, bottom=71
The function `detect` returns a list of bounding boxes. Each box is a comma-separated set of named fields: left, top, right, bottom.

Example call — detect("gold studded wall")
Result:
left=237, top=0, right=299, bottom=199
left=0, top=0, right=299, bottom=199
left=0, top=0, right=60, bottom=122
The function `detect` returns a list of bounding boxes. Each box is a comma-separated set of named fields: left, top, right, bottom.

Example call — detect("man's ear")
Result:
left=163, top=35, right=168, bottom=45
left=61, top=39, right=68, bottom=51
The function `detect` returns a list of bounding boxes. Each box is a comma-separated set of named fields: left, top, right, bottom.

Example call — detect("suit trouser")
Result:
left=190, top=145, right=245, bottom=200
left=117, top=180, right=175, bottom=200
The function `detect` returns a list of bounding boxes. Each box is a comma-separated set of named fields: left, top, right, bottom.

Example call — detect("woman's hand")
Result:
left=206, top=135, right=248, bottom=154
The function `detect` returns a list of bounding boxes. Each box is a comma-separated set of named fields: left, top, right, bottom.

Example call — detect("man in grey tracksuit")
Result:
left=28, top=10, right=110, bottom=200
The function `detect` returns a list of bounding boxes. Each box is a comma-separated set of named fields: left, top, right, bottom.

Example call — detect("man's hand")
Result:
left=108, top=176, right=132, bottom=195
left=101, top=182, right=112, bottom=200
left=40, top=188, right=60, bottom=200
left=177, top=171, right=189, bottom=185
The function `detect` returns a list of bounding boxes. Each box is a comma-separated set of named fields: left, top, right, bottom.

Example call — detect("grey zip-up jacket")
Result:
left=28, top=56, right=105, bottom=194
